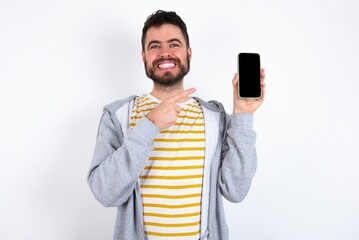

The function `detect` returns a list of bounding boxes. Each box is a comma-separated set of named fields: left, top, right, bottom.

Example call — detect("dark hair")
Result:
left=141, top=10, right=190, bottom=51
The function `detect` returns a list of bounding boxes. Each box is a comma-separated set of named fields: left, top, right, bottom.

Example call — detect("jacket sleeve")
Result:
left=218, top=113, right=257, bottom=203
left=87, top=109, right=160, bottom=207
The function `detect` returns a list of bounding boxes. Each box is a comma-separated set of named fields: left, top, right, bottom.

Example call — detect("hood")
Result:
left=193, top=97, right=225, bottom=113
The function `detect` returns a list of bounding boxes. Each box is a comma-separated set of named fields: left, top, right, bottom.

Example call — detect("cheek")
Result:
left=146, top=54, right=157, bottom=64
left=143, top=51, right=152, bottom=60
left=178, top=50, right=188, bottom=61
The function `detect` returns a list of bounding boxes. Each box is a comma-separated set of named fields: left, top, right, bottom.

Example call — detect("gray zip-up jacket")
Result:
left=87, top=96, right=257, bottom=240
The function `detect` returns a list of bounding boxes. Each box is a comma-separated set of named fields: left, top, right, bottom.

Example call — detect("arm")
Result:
left=218, top=112, right=257, bottom=203
left=88, top=89, right=196, bottom=207
left=218, top=70, right=266, bottom=202
left=87, top=109, right=160, bottom=207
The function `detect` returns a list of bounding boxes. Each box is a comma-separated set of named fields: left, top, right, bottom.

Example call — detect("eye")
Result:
left=170, top=43, right=180, bottom=48
left=149, top=44, right=160, bottom=50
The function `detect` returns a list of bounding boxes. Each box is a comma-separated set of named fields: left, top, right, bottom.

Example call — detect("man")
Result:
left=88, top=10, right=265, bottom=240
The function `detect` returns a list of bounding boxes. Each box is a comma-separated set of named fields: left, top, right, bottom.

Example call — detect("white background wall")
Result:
left=1, top=0, right=358, bottom=239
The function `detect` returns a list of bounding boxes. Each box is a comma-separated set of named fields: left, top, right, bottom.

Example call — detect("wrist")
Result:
left=233, top=108, right=254, bottom=114
left=145, top=114, right=155, bottom=125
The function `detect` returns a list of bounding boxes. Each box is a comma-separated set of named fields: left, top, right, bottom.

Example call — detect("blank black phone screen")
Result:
left=238, top=53, right=261, bottom=98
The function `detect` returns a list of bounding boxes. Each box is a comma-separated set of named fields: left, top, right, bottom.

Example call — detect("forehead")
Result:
left=145, top=24, right=185, bottom=44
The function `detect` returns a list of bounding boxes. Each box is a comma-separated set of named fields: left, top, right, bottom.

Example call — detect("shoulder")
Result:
left=103, top=95, right=138, bottom=114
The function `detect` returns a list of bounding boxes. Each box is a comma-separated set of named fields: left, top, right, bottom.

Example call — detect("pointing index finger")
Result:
left=168, top=88, right=196, bottom=103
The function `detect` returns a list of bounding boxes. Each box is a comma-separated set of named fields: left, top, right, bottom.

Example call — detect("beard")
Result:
left=144, top=55, right=190, bottom=88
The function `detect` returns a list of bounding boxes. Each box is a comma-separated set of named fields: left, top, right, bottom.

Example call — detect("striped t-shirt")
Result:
left=130, top=93, right=205, bottom=240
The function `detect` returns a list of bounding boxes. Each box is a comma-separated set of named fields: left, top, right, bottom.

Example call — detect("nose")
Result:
left=159, top=45, right=172, bottom=58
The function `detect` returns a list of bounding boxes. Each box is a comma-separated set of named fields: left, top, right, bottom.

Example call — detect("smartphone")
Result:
left=238, top=53, right=261, bottom=99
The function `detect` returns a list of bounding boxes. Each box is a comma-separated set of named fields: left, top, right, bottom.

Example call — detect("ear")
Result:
left=187, top=47, right=192, bottom=61
left=141, top=50, right=146, bottom=63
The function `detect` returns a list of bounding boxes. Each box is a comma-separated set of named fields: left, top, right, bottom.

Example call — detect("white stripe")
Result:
left=141, top=187, right=202, bottom=195
left=144, top=216, right=201, bottom=225
left=145, top=225, right=200, bottom=233
left=142, top=197, right=202, bottom=205
left=140, top=169, right=204, bottom=177
left=143, top=206, right=201, bottom=215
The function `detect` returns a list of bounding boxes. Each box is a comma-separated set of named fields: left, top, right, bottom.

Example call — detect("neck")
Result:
left=150, top=82, right=185, bottom=101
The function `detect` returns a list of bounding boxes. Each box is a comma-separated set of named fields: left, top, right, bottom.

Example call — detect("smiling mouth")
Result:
left=158, top=62, right=176, bottom=69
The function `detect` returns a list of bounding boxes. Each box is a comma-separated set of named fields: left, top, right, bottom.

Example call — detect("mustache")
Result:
left=152, top=57, right=181, bottom=67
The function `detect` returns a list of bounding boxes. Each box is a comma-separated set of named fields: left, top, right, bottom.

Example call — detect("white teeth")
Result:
left=159, top=63, right=175, bottom=69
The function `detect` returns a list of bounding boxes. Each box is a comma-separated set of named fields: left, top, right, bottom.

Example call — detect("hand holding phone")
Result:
left=238, top=53, right=261, bottom=99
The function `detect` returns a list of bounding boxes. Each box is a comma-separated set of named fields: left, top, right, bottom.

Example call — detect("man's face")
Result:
left=142, top=24, right=192, bottom=87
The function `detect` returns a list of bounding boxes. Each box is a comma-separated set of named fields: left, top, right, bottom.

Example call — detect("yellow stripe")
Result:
left=136, top=102, right=158, bottom=108
left=139, top=174, right=203, bottom=180
left=160, top=130, right=205, bottom=134
left=143, top=202, right=201, bottom=209
left=141, top=193, right=201, bottom=199
left=131, top=114, right=204, bottom=120
left=153, top=138, right=205, bottom=142
left=144, top=221, right=200, bottom=227
left=132, top=107, right=201, bottom=115
left=144, top=212, right=200, bottom=218
left=144, top=165, right=203, bottom=170
left=131, top=123, right=205, bottom=128
left=148, top=156, right=204, bottom=161
left=135, top=97, right=151, bottom=104
left=153, top=147, right=205, bottom=151
left=174, top=122, right=205, bottom=126
left=177, top=115, right=204, bottom=120
left=132, top=108, right=154, bottom=114
left=131, top=115, right=142, bottom=119
left=145, top=230, right=200, bottom=237
left=140, top=184, right=202, bottom=189
left=181, top=109, right=201, bottom=114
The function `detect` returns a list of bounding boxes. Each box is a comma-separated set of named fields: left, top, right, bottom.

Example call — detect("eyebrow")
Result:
left=147, top=38, right=183, bottom=49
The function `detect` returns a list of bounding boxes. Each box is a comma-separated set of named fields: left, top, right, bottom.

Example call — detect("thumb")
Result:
left=232, top=73, right=239, bottom=96
left=232, top=73, right=239, bottom=87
